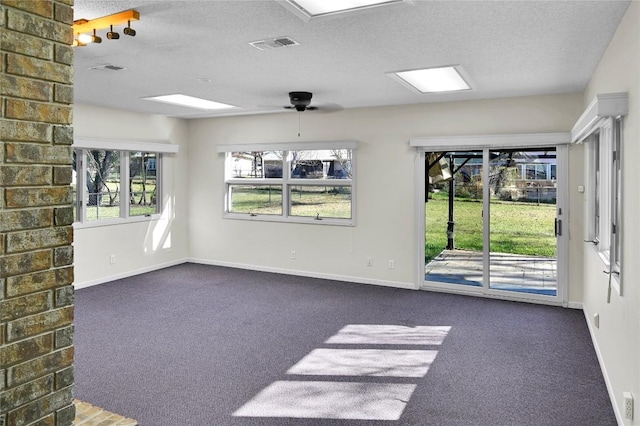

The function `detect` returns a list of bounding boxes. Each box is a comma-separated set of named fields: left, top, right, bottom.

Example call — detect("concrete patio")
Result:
left=425, top=249, right=557, bottom=296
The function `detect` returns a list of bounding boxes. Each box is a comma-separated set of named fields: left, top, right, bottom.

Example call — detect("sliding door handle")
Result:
left=554, top=218, right=562, bottom=237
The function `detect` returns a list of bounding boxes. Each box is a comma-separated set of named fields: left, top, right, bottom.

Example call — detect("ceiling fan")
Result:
left=283, top=91, right=342, bottom=112
left=280, top=91, right=343, bottom=137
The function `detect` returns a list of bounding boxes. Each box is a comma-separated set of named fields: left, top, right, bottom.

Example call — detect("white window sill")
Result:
left=223, top=212, right=355, bottom=227
left=73, top=213, right=162, bottom=229
left=587, top=242, right=621, bottom=296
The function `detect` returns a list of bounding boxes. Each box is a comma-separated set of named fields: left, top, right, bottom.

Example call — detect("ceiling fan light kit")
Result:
left=287, top=91, right=315, bottom=112
left=72, top=9, right=139, bottom=47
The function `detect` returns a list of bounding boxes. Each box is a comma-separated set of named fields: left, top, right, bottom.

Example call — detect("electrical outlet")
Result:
left=290, top=251, right=296, bottom=260
left=593, top=313, right=600, bottom=328
left=388, top=259, right=395, bottom=269
left=624, top=392, right=634, bottom=420
left=109, top=254, right=116, bottom=264
left=366, top=258, right=372, bottom=267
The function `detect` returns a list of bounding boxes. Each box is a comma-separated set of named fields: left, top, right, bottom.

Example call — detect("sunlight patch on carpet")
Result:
left=325, top=324, right=451, bottom=345
left=287, top=348, right=438, bottom=377
left=233, top=381, right=416, bottom=420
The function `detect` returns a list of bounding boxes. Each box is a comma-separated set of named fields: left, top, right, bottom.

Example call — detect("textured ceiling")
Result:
left=72, top=0, right=631, bottom=119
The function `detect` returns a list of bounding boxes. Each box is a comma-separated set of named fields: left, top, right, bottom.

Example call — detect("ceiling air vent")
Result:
left=249, top=36, right=299, bottom=51
left=89, top=64, right=127, bottom=71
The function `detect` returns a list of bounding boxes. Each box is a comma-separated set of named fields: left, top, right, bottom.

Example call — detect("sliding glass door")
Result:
left=423, top=146, right=566, bottom=303
left=488, top=149, right=558, bottom=296
left=425, top=151, right=484, bottom=289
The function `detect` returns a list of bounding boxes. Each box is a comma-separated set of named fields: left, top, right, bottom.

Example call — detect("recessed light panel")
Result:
left=393, top=66, right=471, bottom=93
left=144, top=94, right=236, bottom=110
left=288, top=0, right=404, bottom=17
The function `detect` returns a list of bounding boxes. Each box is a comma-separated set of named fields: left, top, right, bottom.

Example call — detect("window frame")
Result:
left=611, top=117, right=622, bottom=275
left=584, top=117, right=622, bottom=291
left=72, top=139, right=178, bottom=229
left=220, top=142, right=357, bottom=226
left=522, top=163, right=549, bottom=180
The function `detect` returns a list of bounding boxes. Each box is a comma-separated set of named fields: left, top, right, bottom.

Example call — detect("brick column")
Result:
left=1, top=1, right=75, bottom=425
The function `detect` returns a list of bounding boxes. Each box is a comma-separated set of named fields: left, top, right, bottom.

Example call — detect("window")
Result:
left=523, top=164, right=548, bottom=180
left=221, top=142, right=356, bottom=225
left=82, top=149, right=122, bottom=221
left=572, top=92, right=627, bottom=294
left=73, top=149, right=161, bottom=224
left=612, top=118, right=622, bottom=272
left=585, top=118, right=622, bottom=273
left=593, top=134, right=602, bottom=246
left=129, top=152, right=159, bottom=217
left=72, top=139, right=178, bottom=227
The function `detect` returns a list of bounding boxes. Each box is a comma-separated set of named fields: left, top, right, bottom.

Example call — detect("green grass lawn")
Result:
left=426, top=194, right=556, bottom=262
left=227, top=187, right=553, bottom=259
left=80, top=181, right=157, bottom=220
left=230, top=185, right=351, bottom=218
left=229, top=186, right=283, bottom=215
left=290, top=186, right=351, bottom=218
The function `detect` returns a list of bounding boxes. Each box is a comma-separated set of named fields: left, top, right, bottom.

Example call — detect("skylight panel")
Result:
left=286, top=0, right=406, bottom=18
left=392, top=66, right=471, bottom=93
left=144, top=94, right=236, bottom=110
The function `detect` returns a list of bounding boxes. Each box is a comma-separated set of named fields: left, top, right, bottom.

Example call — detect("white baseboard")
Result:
left=73, top=258, right=188, bottom=290
left=566, top=301, right=583, bottom=309
left=188, top=258, right=417, bottom=291
left=582, top=306, right=623, bottom=425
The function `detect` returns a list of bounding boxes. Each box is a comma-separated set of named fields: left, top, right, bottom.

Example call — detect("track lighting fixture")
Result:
left=123, top=20, right=136, bottom=37
left=90, top=29, right=102, bottom=44
left=106, top=25, right=119, bottom=40
left=72, top=9, right=139, bottom=47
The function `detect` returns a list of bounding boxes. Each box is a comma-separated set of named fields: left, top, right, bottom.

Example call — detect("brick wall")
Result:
left=1, top=1, right=75, bottom=425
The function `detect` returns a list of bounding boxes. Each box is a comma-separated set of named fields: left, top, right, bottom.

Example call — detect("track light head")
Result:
left=90, top=28, right=102, bottom=44
left=77, top=33, right=92, bottom=44
left=73, top=33, right=87, bottom=47
left=123, top=20, right=136, bottom=37
left=106, top=25, right=120, bottom=40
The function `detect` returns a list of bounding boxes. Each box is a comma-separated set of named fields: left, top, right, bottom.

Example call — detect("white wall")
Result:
left=73, top=105, right=189, bottom=287
left=575, top=3, right=639, bottom=424
left=188, top=93, right=583, bottom=292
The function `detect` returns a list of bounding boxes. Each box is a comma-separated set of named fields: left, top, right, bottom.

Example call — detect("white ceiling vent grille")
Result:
left=89, top=64, right=127, bottom=71
left=249, top=37, right=299, bottom=51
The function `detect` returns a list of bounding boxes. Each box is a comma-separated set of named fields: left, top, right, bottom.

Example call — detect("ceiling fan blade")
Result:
left=314, top=103, right=343, bottom=113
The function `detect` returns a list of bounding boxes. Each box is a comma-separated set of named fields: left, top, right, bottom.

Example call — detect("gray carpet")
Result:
left=74, top=263, right=615, bottom=425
